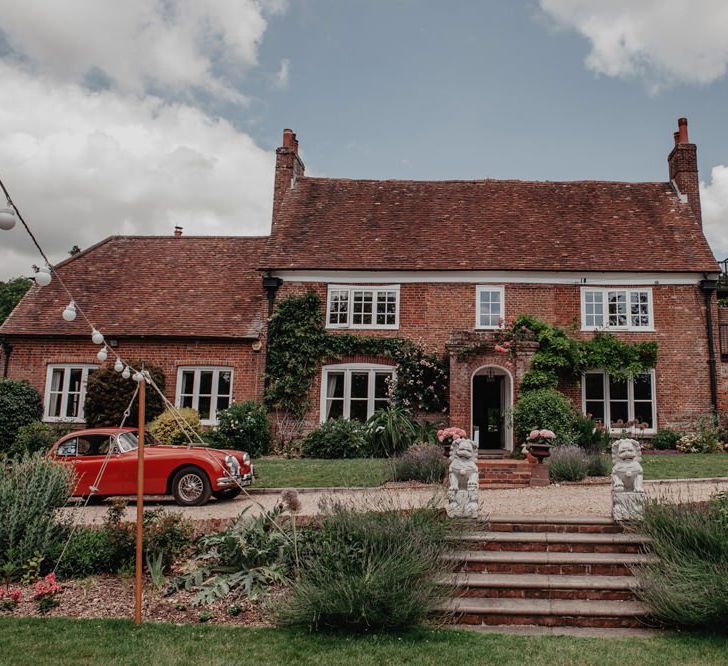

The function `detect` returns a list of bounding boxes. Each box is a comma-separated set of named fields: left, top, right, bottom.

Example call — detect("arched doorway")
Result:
left=471, top=365, right=513, bottom=451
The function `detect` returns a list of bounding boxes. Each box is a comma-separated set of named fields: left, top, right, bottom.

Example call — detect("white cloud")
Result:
left=0, top=1, right=289, bottom=279
left=701, top=166, right=728, bottom=261
left=275, top=58, right=290, bottom=89
left=539, top=0, right=728, bottom=89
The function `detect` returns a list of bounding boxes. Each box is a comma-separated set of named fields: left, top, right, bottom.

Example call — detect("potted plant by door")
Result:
left=437, top=427, right=468, bottom=457
left=526, top=429, right=556, bottom=463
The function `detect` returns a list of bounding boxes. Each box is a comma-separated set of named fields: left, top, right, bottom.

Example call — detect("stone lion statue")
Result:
left=611, top=438, right=644, bottom=493
left=447, top=438, right=479, bottom=518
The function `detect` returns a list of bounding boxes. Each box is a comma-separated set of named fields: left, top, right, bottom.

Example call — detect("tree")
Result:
left=0, top=277, right=32, bottom=325
left=68, top=245, right=81, bottom=256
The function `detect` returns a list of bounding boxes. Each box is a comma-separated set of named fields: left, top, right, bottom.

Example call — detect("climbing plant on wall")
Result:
left=264, top=291, right=449, bottom=417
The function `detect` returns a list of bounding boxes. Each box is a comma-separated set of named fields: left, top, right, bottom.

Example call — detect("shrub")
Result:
left=649, top=429, right=682, bottom=450
left=215, top=401, right=271, bottom=457
left=277, top=499, right=454, bottom=632
left=512, top=388, right=578, bottom=445
left=0, top=454, right=73, bottom=575
left=10, top=421, right=56, bottom=458
left=0, top=379, right=42, bottom=455
left=677, top=433, right=722, bottom=454
left=302, top=418, right=371, bottom=459
left=50, top=527, right=115, bottom=578
left=149, top=408, right=201, bottom=446
left=636, top=497, right=728, bottom=630
left=548, top=445, right=589, bottom=482
left=391, top=443, right=448, bottom=483
left=84, top=362, right=165, bottom=427
left=573, top=414, right=610, bottom=452
left=365, top=405, right=419, bottom=457
left=586, top=452, right=611, bottom=477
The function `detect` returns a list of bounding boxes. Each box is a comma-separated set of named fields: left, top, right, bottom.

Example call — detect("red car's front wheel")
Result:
left=171, top=466, right=212, bottom=507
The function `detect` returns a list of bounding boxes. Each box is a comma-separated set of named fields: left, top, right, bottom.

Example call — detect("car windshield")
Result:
left=116, top=432, right=138, bottom=453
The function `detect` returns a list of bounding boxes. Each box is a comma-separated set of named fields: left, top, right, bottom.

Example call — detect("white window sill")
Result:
left=475, top=325, right=503, bottom=331
left=43, top=417, right=85, bottom=424
left=581, top=327, right=656, bottom=333
left=325, top=324, right=400, bottom=331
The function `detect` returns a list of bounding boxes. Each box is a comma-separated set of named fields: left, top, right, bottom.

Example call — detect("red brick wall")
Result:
left=3, top=337, right=264, bottom=417
left=276, top=281, right=717, bottom=430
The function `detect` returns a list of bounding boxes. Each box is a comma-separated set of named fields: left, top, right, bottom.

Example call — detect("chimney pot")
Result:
left=174, top=226, right=183, bottom=237
left=282, top=128, right=295, bottom=149
left=678, top=117, right=689, bottom=144
left=673, top=131, right=680, bottom=146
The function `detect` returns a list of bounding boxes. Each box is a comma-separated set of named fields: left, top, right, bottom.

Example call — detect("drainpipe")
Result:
left=700, top=278, right=719, bottom=412
left=1, top=338, right=12, bottom=378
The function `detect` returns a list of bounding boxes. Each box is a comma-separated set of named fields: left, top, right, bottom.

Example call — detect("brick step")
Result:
left=479, top=482, right=530, bottom=489
left=443, top=550, right=656, bottom=576
left=488, top=515, right=623, bottom=534
left=457, top=531, right=648, bottom=554
left=442, top=573, right=638, bottom=601
left=436, top=597, right=650, bottom=629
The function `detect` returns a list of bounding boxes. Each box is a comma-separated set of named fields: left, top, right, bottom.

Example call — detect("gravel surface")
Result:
left=63, top=479, right=728, bottom=525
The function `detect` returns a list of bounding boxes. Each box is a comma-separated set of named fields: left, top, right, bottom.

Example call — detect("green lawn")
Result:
left=2, top=618, right=727, bottom=666
left=642, top=453, right=728, bottom=480
left=253, top=457, right=392, bottom=488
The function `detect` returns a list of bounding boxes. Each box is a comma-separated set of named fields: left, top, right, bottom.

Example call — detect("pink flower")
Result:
left=528, top=430, right=540, bottom=440
left=539, top=429, right=556, bottom=439
left=503, top=341, right=511, bottom=348
left=10, top=589, right=21, bottom=603
left=33, top=573, right=61, bottom=600
left=494, top=344, right=508, bottom=353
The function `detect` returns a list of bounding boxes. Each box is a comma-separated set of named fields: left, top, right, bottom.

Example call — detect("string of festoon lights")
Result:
left=0, top=178, right=144, bottom=383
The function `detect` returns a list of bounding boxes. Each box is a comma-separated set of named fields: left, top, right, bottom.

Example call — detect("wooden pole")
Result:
left=134, top=377, right=146, bottom=626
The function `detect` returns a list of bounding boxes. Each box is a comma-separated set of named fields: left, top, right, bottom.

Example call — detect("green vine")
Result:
left=265, top=292, right=448, bottom=417
left=492, top=315, right=658, bottom=391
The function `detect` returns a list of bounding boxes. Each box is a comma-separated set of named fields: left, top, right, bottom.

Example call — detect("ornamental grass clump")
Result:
left=276, top=497, right=455, bottom=633
left=391, top=443, right=448, bottom=483
left=636, top=494, right=728, bottom=630
left=548, top=445, right=590, bottom=482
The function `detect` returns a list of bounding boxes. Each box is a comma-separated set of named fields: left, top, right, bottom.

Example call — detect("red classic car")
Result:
left=48, top=427, right=253, bottom=506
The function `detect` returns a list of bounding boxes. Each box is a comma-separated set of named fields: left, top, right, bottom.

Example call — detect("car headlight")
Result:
left=242, top=452, right=251, bottom=464
left=225, top=454, right=240, bottom=475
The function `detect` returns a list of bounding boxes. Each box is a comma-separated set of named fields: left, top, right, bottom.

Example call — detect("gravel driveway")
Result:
left=63, top=478, right=728, bottom=526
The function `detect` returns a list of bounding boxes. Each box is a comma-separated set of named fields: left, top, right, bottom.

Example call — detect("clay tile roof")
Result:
left=1, top=236, right=267, bottom=339
left=261, top=178, right=719, bottom=272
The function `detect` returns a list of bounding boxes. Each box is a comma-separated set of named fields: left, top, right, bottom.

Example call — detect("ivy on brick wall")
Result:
left=460, top=314, right=658, bottom=392
left=264, top=291, right=449, bottom=417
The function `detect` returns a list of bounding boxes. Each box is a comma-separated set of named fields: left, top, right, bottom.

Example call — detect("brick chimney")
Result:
left=668, top=117, right=702, bottom=224
left=272, top=128, right=305, bottom=225
left=174, top=226, right=183, bottom=237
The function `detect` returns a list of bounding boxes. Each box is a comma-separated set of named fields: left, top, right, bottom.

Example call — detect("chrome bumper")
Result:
left=216, top=471, right=254, bottom=488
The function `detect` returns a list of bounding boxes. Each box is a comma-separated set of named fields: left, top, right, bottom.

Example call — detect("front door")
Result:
left=472, top=375, right=503, bottom=449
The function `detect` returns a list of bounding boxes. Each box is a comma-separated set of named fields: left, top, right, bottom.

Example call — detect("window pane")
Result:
left=608, top=291, right=627, bottom=327
left=351, top=372, right=369, bottom=399
left=58, top=439, right=77, bottom=456
left=217, top=371, right=232, bottom=397
left=376, top=291, right=397, bottom=325
left=374, top=398, right=389, bottom=413
left=181, top=371, right=195, bottom=395
left=479, top=289, right=502, bottom=327
left=634, top=402, right=653, bottom=428
left=352, top=291, right=373, bottom=325
left=374, top=372, right=390, bottom=399
left=199, top=371, right=213, bottom=395
left=181, top=394, right=194, bottom=409
left=68, top=369, right=82, bottom=394
left=349, top=400, right=368, bottom=422
left=584, top=374, right=604, bottom=400
left=50, top=368, right=64, bottom=392
left=609, top=377, right=628, bottom=400
left=326, top=399, right=344, bottom=419
left=216, top=396, right=230, bottom=412
left=633, top=374, right=652, bottom=400
left=48, top=392, right=62, bottom=418
left=610, top=401, right=629, bottom=425
left=328, top=290, right=349, bottom=325
left=326, top=372, right=345, bottom=399
left=630, top=291, right=650, bottom=327
left=585, top=291, right=604, bottom=327
left=198, top=396, right=212, bottom=420
left=585, top=401, right=605, bottom=424
left=66, top=392, right=80, bottom=418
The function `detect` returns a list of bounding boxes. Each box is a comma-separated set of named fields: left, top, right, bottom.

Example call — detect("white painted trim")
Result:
left=175, top=366, right=234, bottom=426
left=580, top=287, right=655, bottom=332
left=475, top=285, right=505, bottom=330
left=580, top=369, right=657, bottom=435
left=273, top=269, right=711, bottom=285
left=319, top=363, right=395, bottom=423
left=470, top=365, right=514, bottom=451
left=324, top=284, right=400, bottom=330
left=43, top=364, right=97, bottom=423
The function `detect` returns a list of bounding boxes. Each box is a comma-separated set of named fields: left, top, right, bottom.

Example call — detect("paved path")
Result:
left=63, top=478, right=728, bottom=525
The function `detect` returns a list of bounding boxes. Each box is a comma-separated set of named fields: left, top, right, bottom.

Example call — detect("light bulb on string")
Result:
left=91, top=329, right=104, bottom=345
left=0, top=203, right=16, bottom=231
left=97, top=348, right=108, bottom=362
left=34, top=266, right=51, bottom=287
left=122, top=366, right=131, bottom=379
left=114, top=358, right=124, bottom=373
left=62, top=301, right=77, bottom=322
left=133, top=371, right=144, bottom=383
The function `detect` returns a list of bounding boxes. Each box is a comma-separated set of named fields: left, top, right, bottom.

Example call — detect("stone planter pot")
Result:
left=527, top=442, right=553, bottom=464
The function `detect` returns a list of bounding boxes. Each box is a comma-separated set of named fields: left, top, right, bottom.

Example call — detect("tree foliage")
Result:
left=0, top=379, right=43, bottom=454
left=0, top=277, right=32, bottom=325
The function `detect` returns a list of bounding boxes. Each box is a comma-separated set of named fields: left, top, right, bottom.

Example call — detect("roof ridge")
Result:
left=298, top=176, right=673, bottom=186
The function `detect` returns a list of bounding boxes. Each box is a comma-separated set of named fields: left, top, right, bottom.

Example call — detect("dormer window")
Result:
left=581, top=288, right=653, bottom=331
left=326, top=285, right=399, bottom=330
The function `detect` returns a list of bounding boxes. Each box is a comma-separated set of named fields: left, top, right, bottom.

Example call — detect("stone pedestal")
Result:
left=612, top=491, right=646, bottom=522
left=529, top=463, right=550, bottom=487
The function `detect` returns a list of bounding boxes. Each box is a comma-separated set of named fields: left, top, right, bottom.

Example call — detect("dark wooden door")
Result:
left=472, top=375, right=503, bottom=449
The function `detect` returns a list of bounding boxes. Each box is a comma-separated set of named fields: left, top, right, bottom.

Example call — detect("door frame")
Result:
left=470, top=365, right=514, bottom=451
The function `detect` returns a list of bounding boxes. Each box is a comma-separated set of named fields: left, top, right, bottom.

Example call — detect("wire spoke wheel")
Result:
left=177, top=473, right=204, bottom=502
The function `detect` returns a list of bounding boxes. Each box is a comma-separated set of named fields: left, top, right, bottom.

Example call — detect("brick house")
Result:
left=1, top=118, right=724, bottom=451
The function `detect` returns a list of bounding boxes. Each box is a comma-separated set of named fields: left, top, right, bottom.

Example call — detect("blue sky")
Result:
left=1, top=0, right=728, bottom=279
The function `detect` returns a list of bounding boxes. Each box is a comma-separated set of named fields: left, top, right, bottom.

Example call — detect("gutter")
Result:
left=700, top=278, right=719, bottom=412
left=1, top=337, right=12, bottom=378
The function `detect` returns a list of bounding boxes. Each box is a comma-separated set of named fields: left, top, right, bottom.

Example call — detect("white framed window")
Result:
left=176, top=367, right=233, bottom=425
left=44, top=364, right=97, bottom=422
left=581, top=288, right=654, bottom=331
left=476, top=285, right=505, bottom=329
left=582, top=370, right=657, bottom=433
left=326, top=285, right=400, bottom=329
left=320, top=363, right=395, bottom=422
